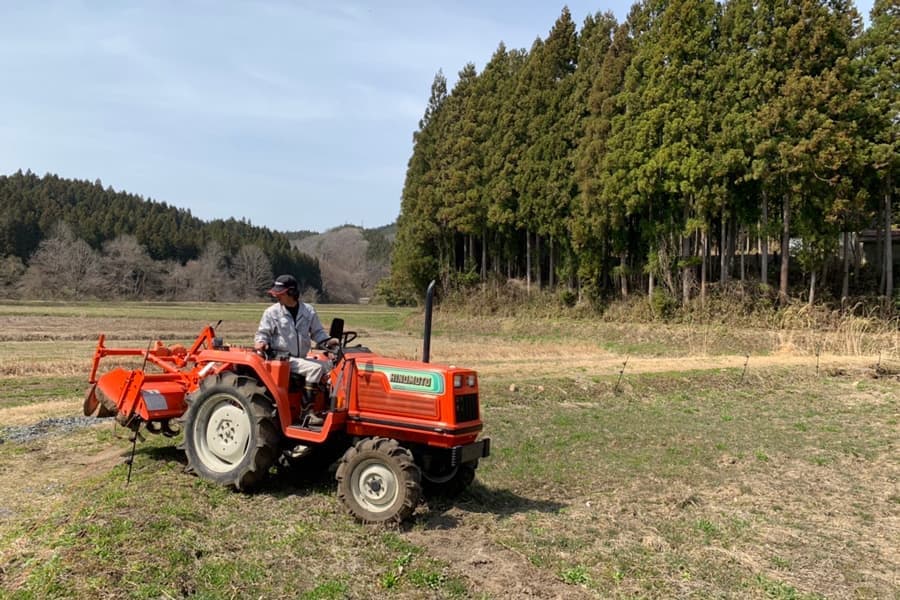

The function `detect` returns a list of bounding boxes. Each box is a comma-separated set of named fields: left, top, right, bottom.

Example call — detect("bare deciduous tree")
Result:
left=0, top=255, right=25, bottom=298
left=19, top=223, right=104, bottom=298
left=101, top=235, right=156, bottom=298
left=231, top=244, right=272, bottom=300
left=160, top=259, right=190, bottom=301
left=184, top=241, right=228, bottom=301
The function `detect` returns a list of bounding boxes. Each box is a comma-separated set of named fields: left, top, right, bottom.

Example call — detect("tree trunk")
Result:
left=453, top=234, right=459, bottom=276
left=877, top=216, right=885, bottom=295
left=884, top=178, right=894, bottom=299
left=682, top=232, right=692, bottom=306
left=727, top=218, right=737, bottom=284
left=740, top=228, right=746, bottom=284
left=842, top=230, right=850, bottom=307
left=438, top=235, right=447, bottom=288
left=779, top=193, right=790, bottom=305
left=808, top=269, right=816, bottom=306
left=620, top=252, right=629, bottom=297
left=535, top=234, right=542, bottom=290
left=720, top=213, right=728, bottom=285
left=601, top=222, right=609, bottom=294
left=481, top=231, right=487, bottom=280
left=648, top=272, right=654, bottom=306
left=526, top=229, right=532, bottom=293
left=464, top=234, right=469, bottom=268
left=700, top=228, right=708, bottom=306
left=549, top=235, right=555, bottom=289
left=760, top=189, right=769, bottom=287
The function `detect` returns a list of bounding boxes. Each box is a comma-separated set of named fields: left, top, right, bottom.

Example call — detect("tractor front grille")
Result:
left=454, top=393, right=479, bottom=423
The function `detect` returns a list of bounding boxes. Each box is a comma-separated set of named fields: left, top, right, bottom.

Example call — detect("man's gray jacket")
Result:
left=254, top=302, right=330, bottom=358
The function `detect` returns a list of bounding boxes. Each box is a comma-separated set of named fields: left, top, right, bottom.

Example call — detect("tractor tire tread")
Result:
left=335, top=437, right=421, bottom=525
left=182, top=371, right=279, bottom=492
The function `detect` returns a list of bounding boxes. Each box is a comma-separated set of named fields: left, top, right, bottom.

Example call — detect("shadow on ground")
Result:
left=137, top=443, right=187, bottom=464
left=417, top=483, right=566, bottom=530
left=134, top=444, right=563, bottom=528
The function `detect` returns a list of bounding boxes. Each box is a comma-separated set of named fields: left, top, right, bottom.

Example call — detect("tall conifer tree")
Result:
left=857, top=0, right=898, bottom=299
left=393, top=71, right=448, bottom=296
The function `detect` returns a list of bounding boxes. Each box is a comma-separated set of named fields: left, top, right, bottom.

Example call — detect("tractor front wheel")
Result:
left=336, top=437, right=421, bottom=524
left=180, top=372, right=279, bottom=491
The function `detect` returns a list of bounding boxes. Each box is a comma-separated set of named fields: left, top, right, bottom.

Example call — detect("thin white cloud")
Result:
left=13, top=0, right=860, bottom=232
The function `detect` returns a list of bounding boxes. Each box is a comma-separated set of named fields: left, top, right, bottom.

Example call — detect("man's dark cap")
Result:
left=269, top=274, right=298, bottom=295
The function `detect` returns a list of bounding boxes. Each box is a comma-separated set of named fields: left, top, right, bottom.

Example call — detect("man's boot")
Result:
left=302, top=385, right=324, bottom=427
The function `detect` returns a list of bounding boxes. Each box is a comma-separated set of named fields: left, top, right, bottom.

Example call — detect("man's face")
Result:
left=274, top=291, right=298, bottom=307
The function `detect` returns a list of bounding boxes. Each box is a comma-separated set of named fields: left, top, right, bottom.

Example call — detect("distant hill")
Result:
left=0, top=170, right=323, bottom=298
left=0, top=170, right=396, bottom=302
left=287, top=224, right=395, bottom=303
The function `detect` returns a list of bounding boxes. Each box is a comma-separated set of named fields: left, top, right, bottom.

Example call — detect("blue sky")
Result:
left=0, top=1, right=874, bottom=233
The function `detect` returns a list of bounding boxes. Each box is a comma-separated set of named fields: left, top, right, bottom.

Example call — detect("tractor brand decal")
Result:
left=390, top=373, right=431, bottom=387
left=361, top=364, right=444, bottom=394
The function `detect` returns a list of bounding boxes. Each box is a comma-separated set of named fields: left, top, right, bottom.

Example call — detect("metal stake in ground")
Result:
left=124, top=338, right=154, bottom=486
left=125, top=427, right=139, bottom=485
left=740, top=354, right=750, bottom=383
left=614, top=357, right=629, bottom=394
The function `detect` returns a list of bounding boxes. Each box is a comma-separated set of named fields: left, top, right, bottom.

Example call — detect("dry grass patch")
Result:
left=476, top=371, right=898, bottom=598
left=431, top=310, right=900, bottom=360
left=0, top=400, right=82, bottom=425
left=0, top=303, right=898, bottom=598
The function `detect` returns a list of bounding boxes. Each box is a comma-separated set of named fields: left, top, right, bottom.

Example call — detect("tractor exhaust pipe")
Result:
left=423, top=280, right=435, bottom=363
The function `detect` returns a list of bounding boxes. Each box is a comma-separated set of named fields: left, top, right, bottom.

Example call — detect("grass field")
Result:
left=0, top=301, right=897, bottom=599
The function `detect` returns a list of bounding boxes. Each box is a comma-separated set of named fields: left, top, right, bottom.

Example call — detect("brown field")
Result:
left=0, top=302, right=897, bottom=599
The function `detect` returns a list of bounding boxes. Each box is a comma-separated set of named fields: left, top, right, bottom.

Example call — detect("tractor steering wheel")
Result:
left=318, top=332, right=356, bottom=361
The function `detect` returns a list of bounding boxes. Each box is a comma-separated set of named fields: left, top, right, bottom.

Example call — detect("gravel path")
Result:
left=0, top=416, right=111, bottom=444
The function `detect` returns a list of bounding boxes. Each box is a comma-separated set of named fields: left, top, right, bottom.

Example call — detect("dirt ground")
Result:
left=1, top=312, right=897, bottom=598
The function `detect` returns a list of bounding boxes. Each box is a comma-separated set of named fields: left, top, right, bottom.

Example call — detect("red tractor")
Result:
left=84, top=292, right=489, bottom=524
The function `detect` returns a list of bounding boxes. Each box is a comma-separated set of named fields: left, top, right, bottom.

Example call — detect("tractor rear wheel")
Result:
left=336, top=437, right=421, bottom=524
left=180, top=371, right=279, bottom=491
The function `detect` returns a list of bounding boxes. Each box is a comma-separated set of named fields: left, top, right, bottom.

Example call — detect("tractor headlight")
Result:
left=467, top=375, right=476, bottom=387
left=453, top=374, right=462, bottom=388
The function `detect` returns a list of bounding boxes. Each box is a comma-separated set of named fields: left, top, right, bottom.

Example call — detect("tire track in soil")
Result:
left=0, top=427, right=127, bottom=524
left=407, top=513, right=594, bottom=600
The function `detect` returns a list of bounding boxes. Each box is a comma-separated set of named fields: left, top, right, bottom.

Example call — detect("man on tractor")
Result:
left=254, top=274, right=336, bottom=425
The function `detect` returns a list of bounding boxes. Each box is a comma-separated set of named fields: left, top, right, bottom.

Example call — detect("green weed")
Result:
left=301, top=580, right=350, bottom=600
left=561, top=565, right=592, bottom=585
left=379, top=571, right=400, bottom=589
left=771, top=555, right=792, bottom=569
left=408, top=567, right=445, bottom=590
left=753, top=574, right=825, bottom=599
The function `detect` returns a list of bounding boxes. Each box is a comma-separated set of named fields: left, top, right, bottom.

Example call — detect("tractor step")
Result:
left=293, top=412, right=326, bottom=430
